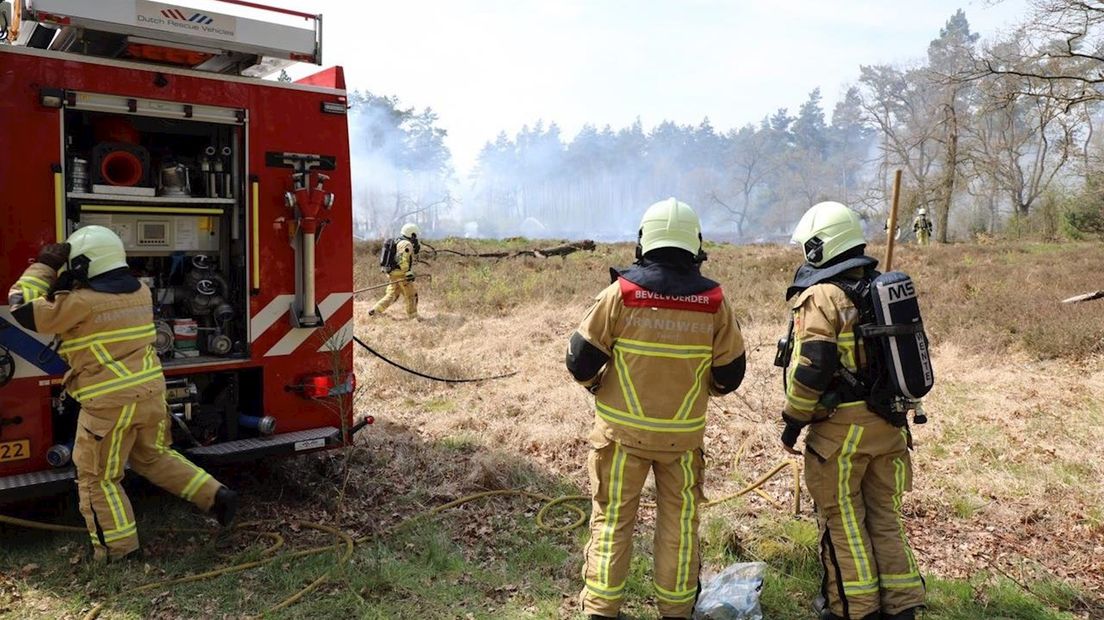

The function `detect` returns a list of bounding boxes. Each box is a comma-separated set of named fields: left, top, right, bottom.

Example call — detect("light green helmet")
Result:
left=791, top=201, right=865, bottom=267
left=66, top=225, right=128, bottom=279
left=638, top=198, right=702, bottom=257
left=401, top=223, right=419, bottom=238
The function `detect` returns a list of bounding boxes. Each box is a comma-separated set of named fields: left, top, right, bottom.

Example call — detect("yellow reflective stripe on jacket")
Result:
left=59, top=324, right=156, bottom=354
left=90, top=343, right=131, bottom=379
left=786, top=391, right=818, bottom=412
left=69, top=367, right=162, bottom=402
left=675, top=357, right=710, bottom=420
left=610, top=338, right=712, bottom=421
left=613, top=338, right=711, bottom=359
left=838, top=330, right=858, bottom=372
left=675, top=449, right=697, bottom=594
left=837, top=424, right=874, bottom=585
left=19, top=275, right=50, bottom=291
left=17, top=276, right=49, bottom=301
left=596, top=402, right=706, bottom=433
left=613, top=349, right=644, bottom=417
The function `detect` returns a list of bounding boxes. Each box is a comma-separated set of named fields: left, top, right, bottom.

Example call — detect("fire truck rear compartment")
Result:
left=56, top=109, right=286, bottom=463
left=65, top=109, right=247, bottom=366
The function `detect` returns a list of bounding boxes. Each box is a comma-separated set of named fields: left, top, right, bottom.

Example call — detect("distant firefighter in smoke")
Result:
left=370, top=223, right=421, bottom=320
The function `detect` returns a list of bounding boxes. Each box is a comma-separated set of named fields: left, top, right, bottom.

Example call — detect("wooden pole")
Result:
left=884, top=169, right=903, bottom=271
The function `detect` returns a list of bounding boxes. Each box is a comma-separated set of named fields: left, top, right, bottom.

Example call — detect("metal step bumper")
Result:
left=183, top=426, right=342, bottom=465
left=0, top=467, right=76, bottom=503
left=0, top=426, right=342, bottom=503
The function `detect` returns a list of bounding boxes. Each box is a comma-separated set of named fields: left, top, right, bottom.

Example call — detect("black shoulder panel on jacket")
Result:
left=711, top=353, right=746, bottom=394
left=11, top=304, right=36, bottom=331
left=566, top=331, right=609, bottom=382
left=794, top=340, right=838, bottom=391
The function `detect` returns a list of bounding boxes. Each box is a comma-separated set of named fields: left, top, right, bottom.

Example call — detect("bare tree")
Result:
left=967, top=39, right=1084, bottom=217
left=976, top=1, right=1104, bottom=110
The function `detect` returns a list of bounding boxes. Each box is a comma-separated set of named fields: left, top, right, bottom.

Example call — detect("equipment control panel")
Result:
left=77, top=213, right=220, bottom=254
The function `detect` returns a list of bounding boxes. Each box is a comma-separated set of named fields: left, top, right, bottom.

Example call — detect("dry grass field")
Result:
left=0, top=239, right=1102, bottom=619
left=350, top=239, right=1104, bottom=616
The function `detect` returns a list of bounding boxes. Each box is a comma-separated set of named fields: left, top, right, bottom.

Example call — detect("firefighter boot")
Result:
left=212, top=486, right=239, bottom=527
left=588, top=615, right=619, bottom=620
left=882, top=608, right=919, bottom=620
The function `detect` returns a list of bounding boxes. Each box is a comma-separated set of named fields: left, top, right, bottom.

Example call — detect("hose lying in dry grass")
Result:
left=353, top=336, right=517, bottom=383
left=0, top=458, right=800, bottom=618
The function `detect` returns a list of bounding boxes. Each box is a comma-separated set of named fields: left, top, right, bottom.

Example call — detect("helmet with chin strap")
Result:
left=791, top=201, right=866, bottom=267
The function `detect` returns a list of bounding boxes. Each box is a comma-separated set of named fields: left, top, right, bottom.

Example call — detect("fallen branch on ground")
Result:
left=1061, top=290, right=1104, bottom=304
left=421, top=240, right=596, bottom=260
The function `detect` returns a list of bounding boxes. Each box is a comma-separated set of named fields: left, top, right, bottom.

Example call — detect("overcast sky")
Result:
left=272, top=0, right=1030, bottom=173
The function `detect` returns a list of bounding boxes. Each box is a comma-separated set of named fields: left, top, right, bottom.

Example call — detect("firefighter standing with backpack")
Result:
left=778, top=202, right=926, bottom=620
left=566, top=198, right=747, bottom=620
left=370, top=223, right=421, bottom=319
left=912, top=208, right=932, bottom=246
left=7, top=226, right=237, bottom=562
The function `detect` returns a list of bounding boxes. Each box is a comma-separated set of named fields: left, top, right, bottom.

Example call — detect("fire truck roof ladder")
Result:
left=10, top=0, right=320, bottom=75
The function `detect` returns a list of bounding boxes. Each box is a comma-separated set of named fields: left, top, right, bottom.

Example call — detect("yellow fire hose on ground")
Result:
left=0, top=456, right=801, bottom=619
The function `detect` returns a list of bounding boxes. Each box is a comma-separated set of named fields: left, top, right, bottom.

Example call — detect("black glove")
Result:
left=781, top=421, right=803, bottom=450
left=405, top=273, right=416, bottom=282
left=37, top=243, right=70, bottom=270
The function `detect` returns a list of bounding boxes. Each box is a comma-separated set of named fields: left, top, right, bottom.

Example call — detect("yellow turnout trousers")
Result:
left=804, top=408, right=925, bottom=618
left=581, top=442, right=704, bottom=619
left=371, top=271, right=418, bottom=318
left=73, top=394, right=221, bottom=560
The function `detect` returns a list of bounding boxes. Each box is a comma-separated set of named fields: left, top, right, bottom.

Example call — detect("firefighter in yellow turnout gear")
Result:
left=370, top=223, right=420, bottom=319
left=912, top=208, right=932, bottom=246
left=8, top=226, right=238, bottom=561
left=780, top=202, right=925, bottom=620
left=567, top=199, right=747, bottom=620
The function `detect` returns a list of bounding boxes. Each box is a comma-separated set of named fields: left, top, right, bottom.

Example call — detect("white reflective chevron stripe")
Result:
left=0, top=306, right=53, bottom=379
left=317, top=319, right=353, bottom=354
left=264, top=293, right=352, bottom=357
left=249, top=294, right=295, bottom=342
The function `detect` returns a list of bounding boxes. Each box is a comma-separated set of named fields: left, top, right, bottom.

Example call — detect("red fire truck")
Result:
left=0, top=0, right=359, bottom=501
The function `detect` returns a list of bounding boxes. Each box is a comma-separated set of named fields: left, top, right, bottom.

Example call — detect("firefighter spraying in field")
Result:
left=566, top=198, right=747, bottom=620
left=8, top=226, right=238, bottom=561
left=370, top=223, right=421, bottom=319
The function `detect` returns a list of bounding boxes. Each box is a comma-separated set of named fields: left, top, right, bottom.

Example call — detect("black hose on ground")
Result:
left=352, top=336, right=517, bottom=383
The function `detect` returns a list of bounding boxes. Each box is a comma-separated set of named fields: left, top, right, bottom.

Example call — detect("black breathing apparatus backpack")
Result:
left=777, top=262, right=935, bottom=426
left=379, top=238, right=400, bottom=273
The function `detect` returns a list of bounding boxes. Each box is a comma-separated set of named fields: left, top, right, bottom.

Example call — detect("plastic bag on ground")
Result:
left=692, top=561, right=766, bottom=620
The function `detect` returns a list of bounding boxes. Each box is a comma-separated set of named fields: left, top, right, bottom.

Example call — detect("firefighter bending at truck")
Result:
left=370, top=223, right=421, bottom=319
left=779, top=202, right=925, bottom=620
left=8, top=226, right=238, bottom=562
left=912, top=208, right=932, bottom=246
left=566, top=198, right=747, bottom=620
